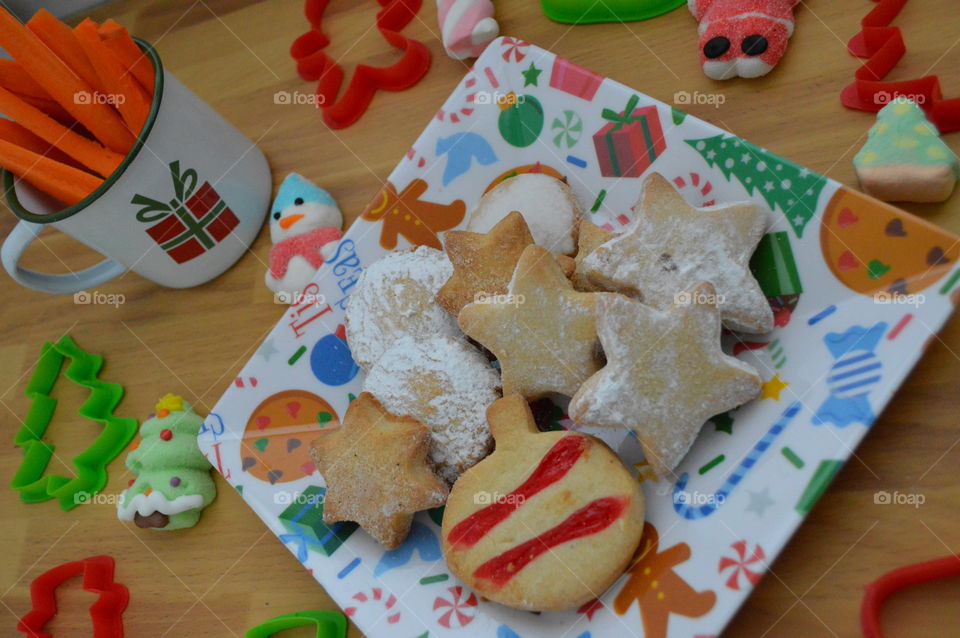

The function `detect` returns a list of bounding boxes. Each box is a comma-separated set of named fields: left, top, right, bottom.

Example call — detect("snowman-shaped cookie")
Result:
left=265, top=173, right=343, bottom=303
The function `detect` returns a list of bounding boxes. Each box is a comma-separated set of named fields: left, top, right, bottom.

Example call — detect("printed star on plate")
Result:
left=436, top=211, right=574, bottom=316
left=459, top=244, right=611, bottom=399
left=310, top=392, right=448, bottom=549
left=570, top=282, right=762, bottom=477
left=581, top=172, right=774, bottom=334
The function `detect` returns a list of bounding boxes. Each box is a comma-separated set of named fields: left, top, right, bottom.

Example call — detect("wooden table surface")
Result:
left=2, top=1, right=959, bottom=636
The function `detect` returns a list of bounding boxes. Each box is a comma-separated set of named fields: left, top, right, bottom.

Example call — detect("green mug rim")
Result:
left=2, top=37, right=165, bottom=224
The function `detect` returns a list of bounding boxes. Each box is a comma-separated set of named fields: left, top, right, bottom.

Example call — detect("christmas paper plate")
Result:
left=200, top=37, right=960, bottom=638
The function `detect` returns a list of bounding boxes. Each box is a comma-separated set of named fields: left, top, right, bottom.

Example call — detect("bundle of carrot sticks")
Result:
left=0, top=8, right=156, bottom=206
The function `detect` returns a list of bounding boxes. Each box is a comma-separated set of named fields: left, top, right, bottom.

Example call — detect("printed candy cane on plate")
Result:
left=673, top=401, right=802, bottom=520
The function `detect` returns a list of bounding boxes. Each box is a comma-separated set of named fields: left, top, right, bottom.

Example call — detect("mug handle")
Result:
left=1, top=220, right=126, bottom=295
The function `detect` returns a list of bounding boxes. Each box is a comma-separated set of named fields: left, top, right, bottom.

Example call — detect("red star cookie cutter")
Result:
left=290, top=0, right=431, bottom=129
left=841, top=0, right=960, bottom=133
left=17, top=555, right=129, bottom=638
left=861, top=555, right=960, bottom=638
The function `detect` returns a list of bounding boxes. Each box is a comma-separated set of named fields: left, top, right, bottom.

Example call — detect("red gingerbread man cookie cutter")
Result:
left=17, top=555, right=129, bottom=638
left=290, top=0, right=431, bottom=129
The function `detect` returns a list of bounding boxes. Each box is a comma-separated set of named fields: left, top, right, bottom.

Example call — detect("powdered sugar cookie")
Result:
left=345, top=246, right=458, bottom=370
left=441, top=394, right=644, bottom=611
left=362, top=335, right=501, bottom=484
left=581, top=172, right=773, bottom=334
left=572, top=220, right=617, bottom=292
left=459, top=244, right=613, bottom=399
left=570, top=283, right=761, bottom=477
left=467, top=173, right=582, bottom=255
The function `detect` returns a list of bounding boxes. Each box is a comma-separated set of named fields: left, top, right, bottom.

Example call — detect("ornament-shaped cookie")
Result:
left=441, top=394, right=645, bottom=611
left=459, top=244, right=612, bottom=399
left=581, top=172, right=773, bottom=334
left=570, top=283, right=761, bottom=476
left=345, top=246, right=458, bottom=370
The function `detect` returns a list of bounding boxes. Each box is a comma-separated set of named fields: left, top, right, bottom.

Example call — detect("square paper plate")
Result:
left=201, top=37, right=960, bottom=638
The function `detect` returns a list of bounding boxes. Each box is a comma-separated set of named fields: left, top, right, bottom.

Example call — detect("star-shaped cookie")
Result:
left=581, top=173, right=773, bottom=334
left=437, top=211, right=574, bottom=315
left=569, top=283, right=761, bottom=477
left=572, top=220, right=617, bottom=292
left=310, top=392, right=448, bottom=549
left=459, top=244, right=610, bottom=399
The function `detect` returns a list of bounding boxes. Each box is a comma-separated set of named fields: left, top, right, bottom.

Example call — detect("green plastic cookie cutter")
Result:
left=245, top=610, right=347, bottom=638
left=10, top=335, right=138, bottom=510
left=540, top=0, right=685, bottom=23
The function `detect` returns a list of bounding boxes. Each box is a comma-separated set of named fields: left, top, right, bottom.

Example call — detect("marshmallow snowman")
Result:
left=265, top=173, right=343, bottom=303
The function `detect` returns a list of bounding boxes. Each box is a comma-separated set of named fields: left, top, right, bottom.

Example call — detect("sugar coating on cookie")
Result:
left=582, top=172, right=773, bottom=334
left=467, top=173, right=582, bottom=255
left=570, top=285, right=761, bottom=476
left=362, top=335, right=500, bottom=484
left=345, top=246, right=458, bottom=370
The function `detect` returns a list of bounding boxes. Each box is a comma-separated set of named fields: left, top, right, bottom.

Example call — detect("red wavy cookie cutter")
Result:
left=861, top=555, right=960, bottom=638
left=841, top=0, right=960, bottom=133
left=17, top=555, right=128, bottom=638
left=290, top=0, right=431, bottom=129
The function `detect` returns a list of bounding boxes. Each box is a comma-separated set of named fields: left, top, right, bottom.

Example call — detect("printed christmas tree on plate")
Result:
left=118, top=394, right=216, bottom=530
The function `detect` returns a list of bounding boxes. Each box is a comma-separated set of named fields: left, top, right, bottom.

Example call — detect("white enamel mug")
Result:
left=0, top=40, right=271, bottom=294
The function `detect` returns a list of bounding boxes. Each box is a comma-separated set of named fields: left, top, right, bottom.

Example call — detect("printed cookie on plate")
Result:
left=581, top=172, right=774, bottom=334
left=441, top=394, right=645, bottom=611
left=570, top=284, right=762, bottom=476
left=466, top=173, right=583, bottom=255
left=311, top=392, right=448, bottom=549
left=362, top=334, right=501, bottom=484
left=118, top=394, right=216, bottom=530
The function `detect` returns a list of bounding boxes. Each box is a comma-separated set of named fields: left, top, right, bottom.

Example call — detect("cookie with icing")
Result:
left=362, top=335, right=501, bottom=484
left=441, top=394, right=645, bottom=611
left=311, top=392, right=448, bottom=549
left=569, top=283, right=761, bottom=476
left=345, top=246, right=458, bottom=371
left=581, top=172, right=773, bottom=334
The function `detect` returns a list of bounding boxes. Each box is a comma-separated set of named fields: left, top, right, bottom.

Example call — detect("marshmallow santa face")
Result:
left=269, top=173, right=343, bottom=243
left=689, top=0, right=798, bottom=80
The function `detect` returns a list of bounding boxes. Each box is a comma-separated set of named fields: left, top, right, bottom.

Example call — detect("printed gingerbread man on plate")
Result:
left=360, top=178, right=466, bottom=250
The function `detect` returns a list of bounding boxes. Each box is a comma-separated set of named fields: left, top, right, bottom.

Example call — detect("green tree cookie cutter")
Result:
left=245, top=610, right=346, bottom=638
left=10, top=335, right=138, bottom=510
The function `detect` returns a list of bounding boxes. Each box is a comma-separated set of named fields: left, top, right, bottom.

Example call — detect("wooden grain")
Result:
left=1, top=1, right=958, bottom=636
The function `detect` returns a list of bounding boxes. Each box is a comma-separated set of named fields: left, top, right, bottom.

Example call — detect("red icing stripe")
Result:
left=448, top=435, right=588, bottom=549
left=472, top=496, right=630, bottom=588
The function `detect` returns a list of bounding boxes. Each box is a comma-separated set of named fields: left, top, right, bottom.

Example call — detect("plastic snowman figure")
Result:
left=265, top=173, right=343, bottom=304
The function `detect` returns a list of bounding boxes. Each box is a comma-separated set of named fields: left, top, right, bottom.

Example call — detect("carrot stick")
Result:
left=0, top=86, right=124, bottom=178
left=0, top=119, right=85, bottom=168
left=0, top=138, right=102, bottom=205
left=0, top=59, right=48, bottom=98
left=0, top=8, right=134, bottom=153
left=15, top=93, right=76, bottom=125
left=26, top=9, right=103, bottom=93
left=74, top=19, right=151, bottom=135
left=98, top=19, right=155, bottom=93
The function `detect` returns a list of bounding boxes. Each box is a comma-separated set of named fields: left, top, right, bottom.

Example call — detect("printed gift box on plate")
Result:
left=592, top=95, right=667, bottom=178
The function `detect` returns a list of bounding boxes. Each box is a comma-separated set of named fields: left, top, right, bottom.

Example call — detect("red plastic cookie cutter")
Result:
left=841, top=0, right=960, bottom=133
left=290, top=0, right=431, bottom=129
left=861, top=555, right=960, bottom=638
left=17, top=555, right=129, bottom=638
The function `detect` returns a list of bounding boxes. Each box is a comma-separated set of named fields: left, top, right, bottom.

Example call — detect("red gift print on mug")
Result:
left=132, top=161, right=239, bottom=264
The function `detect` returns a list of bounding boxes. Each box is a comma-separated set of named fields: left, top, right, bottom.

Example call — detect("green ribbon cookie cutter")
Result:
left=10, top=335, right=138, bottom=510
left=245, top=610, right=346, bottom=638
